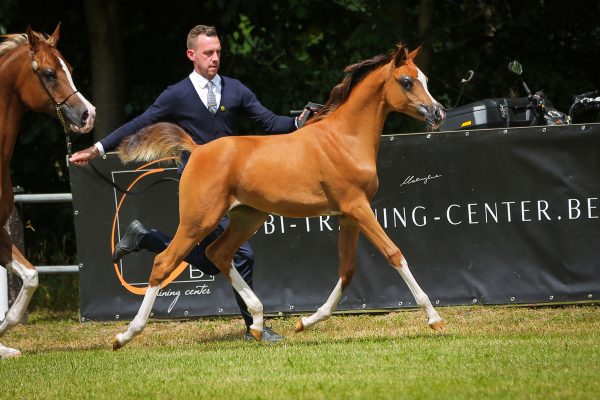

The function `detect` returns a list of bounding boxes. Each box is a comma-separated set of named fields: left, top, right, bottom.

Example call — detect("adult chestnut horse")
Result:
left=113, top=44, right=444, bottom=349
left=0, top=24, right=96, bottom=359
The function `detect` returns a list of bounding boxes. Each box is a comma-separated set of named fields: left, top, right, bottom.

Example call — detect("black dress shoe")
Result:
left=112, top=220, right=148, bottom=262
left=244, top=326, right=285, bottom=342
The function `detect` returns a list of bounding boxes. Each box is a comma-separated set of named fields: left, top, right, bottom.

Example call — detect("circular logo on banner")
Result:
left=111, top=158, right=188, bottom=295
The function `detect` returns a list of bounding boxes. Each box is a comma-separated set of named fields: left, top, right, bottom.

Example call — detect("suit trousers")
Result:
left=140, top=216, right=255, bottom=328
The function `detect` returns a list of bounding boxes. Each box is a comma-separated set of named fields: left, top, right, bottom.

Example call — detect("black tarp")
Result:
left=69, top=124, right=600, bottom=321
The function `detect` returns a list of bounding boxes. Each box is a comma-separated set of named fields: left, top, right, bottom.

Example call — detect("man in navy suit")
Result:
left=70, top=25, right=307, bottom=341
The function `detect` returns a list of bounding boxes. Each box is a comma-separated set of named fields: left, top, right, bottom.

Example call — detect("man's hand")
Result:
left=296, top=108, right=311, bottom=129
left=69, top=145, right=99, bottom=166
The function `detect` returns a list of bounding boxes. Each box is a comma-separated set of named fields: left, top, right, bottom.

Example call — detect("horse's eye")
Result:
left=42, top=69, right=57, bottom=81
left=399, top=77, right=413, bottom=90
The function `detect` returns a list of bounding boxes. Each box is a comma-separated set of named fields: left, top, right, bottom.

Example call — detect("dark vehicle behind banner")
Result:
left=440, top=60, right=570, bottom=131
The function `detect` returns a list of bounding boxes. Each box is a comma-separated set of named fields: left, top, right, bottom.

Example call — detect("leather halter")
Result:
left=30, top=51, right=79, bottom=135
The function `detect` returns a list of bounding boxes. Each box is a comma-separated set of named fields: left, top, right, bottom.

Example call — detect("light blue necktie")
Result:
left=207, top=81, right=217, bottom=115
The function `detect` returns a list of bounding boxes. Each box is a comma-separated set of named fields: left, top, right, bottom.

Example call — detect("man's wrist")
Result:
left=93, top=142, right=106, bottom=156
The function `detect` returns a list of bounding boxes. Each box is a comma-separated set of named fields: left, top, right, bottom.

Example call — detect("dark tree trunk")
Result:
left=418, top=0, right=434, bottom=73
left=83, top=0, right=126, bottom=141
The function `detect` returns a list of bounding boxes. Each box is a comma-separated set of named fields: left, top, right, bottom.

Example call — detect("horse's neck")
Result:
left=328, top=67, right=389, bottom=157
left=0, top=49, right=27, bottom=168
left=0, top=106, right=23, bottom=170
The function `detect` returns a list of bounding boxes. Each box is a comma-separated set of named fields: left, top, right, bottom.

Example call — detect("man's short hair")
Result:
left=187, top=25, right=218, bottom=49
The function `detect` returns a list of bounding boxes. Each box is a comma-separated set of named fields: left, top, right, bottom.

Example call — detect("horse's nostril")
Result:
left=434, top=106, right=444, bottom=121
left=81, top=110, right=89, bottom=125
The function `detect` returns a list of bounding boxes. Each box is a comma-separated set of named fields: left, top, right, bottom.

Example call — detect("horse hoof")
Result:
left=112, top=338, right=123, bottom=351
left=429, top=320, right=445, bottom=331
left=249, top=328, right=262, bottom=341
left=0, top=345, right=22, bottom=360
left=294, top=319, right=305, bottom=333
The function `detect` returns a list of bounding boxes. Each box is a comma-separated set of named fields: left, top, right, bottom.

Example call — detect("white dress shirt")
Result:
left=189, top=71, right=221, bottom=110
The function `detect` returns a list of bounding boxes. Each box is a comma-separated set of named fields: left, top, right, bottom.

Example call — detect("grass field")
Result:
left=1, top=305, right=599, bottom=399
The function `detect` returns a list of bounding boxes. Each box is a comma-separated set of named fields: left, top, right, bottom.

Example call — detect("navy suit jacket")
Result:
left=100, top=75, right=296, bottom=153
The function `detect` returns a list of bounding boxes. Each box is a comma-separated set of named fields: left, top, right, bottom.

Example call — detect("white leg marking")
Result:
left=394, top=257, right=442, bottom=326
left=58, top=57, right=96, bottom=132
left=229, top=267, right=263, bottom=333
left=0, top=261, right=38, bottom=337
left=0, top=342, right=21, bottom=360
left=301, top=278, right=343, bottom=330
left=115, top=285, right=160, bottom=347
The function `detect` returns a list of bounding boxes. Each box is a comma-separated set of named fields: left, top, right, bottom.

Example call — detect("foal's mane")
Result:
left=0, top=34, right=28, bottom=57
left=309, top=43, right=406, bottom=123
left=0, top=31, right=50, bottom=57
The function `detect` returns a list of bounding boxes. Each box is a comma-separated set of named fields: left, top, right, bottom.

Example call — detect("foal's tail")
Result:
left=116, top=122, right=197, bottom=163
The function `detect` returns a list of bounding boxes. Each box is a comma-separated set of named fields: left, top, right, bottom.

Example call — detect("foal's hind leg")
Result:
left=347, top=201, right=443, bottom=330
left=204, top=206, right=267, bottom=341
left=113, top=220, right=218, bottom=350
left=295, top=216, right=359, bottom=332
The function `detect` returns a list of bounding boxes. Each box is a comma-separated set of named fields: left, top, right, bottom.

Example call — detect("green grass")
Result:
left=1, top=305, right=599, bottom=399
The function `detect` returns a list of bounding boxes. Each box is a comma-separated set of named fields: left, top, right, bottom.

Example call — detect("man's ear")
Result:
left=186, top=48, right=195, bottom=61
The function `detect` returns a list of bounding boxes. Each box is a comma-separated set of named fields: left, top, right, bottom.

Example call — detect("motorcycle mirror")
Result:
left=447, top=70, right=475, bottom=110
left=508, top=60, right=523, bottom=75
left=461, top=70, right=474, bottom=84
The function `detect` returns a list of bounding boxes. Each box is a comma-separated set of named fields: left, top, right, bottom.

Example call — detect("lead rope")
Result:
left=29, top=53, right=176, bottom=195
left=88, top=162, right=179, bottom=196
left=55, top=104, right=73, bottom=157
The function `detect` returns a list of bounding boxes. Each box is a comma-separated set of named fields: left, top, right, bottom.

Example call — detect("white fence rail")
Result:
left=1, top=193, right=78, bottom=319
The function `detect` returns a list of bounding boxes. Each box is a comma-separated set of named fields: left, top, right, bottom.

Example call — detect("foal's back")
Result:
left=180, top=123, right=343, bottom=218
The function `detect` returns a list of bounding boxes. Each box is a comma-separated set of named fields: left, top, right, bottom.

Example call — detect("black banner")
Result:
left=69, top=124, right=600, bottom=321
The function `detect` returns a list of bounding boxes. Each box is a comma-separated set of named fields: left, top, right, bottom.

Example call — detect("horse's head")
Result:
left=385, top=45, right=444, bottom=130
left=23, top=24, right=95, bottom=133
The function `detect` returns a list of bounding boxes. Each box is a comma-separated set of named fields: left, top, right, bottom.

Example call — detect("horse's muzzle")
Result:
left=60, top=104, right=94, bottom=133
left=417, top=103, right=445, bottom=130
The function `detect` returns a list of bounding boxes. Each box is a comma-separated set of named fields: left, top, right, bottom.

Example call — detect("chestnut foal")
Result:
left=113, top=44, right=444, bottom=349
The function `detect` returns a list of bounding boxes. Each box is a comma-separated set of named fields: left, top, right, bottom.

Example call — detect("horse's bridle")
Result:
left=30, top=51, right=81, bottom=155
left=30, top=52, right=80, bottom=131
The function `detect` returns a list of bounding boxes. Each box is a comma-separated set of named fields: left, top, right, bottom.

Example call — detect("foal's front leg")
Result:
left=296, top=216, right=359, bottom=332
left=349, top=203, right=444, bottom=330
left=0, top=246, right=39, bottom=337
left=0, top=244, right=38, bottom=359
left=0, top=263, right=25, bottom=359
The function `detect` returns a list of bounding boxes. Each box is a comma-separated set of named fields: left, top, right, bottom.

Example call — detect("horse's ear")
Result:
left=26, top=26, right=41, bottom=51
left=392, top=44, right=409, bottom=68
left=48, top=22, right=61, bottom=46
left=407, top=46, right=421, bottom=60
